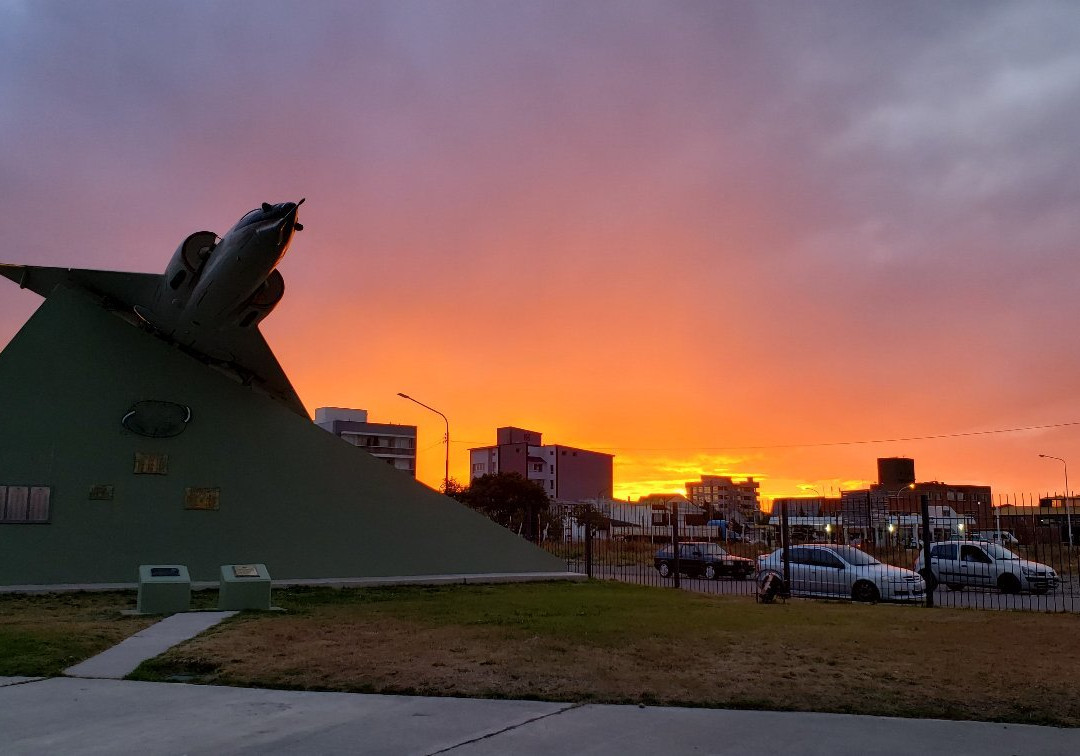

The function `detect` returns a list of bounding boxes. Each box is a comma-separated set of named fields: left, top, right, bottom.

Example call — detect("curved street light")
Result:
left=398, top=392, right=449, bottom=493
left=1038, top=454, right=1073, bottom=547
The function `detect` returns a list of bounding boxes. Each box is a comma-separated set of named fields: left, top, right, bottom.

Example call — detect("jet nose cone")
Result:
left=286, top=198, right=305, bottom=232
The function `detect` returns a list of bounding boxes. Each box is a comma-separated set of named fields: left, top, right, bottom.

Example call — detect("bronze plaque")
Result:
left=89, top=485, right=115, bottom=501
left=232, top=564, right=260, bottom=578
left=134, top=452, right=169, bottom=475
left=184, top=487, right=220, bottom=510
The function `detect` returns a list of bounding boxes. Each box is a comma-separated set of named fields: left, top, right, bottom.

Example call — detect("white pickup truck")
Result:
left=914, top=540, right=1058, bottom=594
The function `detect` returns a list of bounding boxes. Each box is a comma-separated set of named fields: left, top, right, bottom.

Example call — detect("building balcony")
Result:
left=363, top=446, right=416, bottom=457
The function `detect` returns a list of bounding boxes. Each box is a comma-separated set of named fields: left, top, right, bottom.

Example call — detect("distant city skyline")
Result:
left=3, top=2, right=1079, bottom=501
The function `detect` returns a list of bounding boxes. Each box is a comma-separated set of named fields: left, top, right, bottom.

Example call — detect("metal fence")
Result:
left=536, top=494, right=1080, bottom=613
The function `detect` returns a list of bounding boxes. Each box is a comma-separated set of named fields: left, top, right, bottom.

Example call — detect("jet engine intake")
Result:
left=164, top=231, right=217, bottom=293
left=236, top=269, right=285, bottom=328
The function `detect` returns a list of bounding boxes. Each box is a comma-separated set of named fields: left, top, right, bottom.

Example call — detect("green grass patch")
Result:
left=0, top=589, right=218, bottom=676
left=126, top=580, right=1080, bottom=726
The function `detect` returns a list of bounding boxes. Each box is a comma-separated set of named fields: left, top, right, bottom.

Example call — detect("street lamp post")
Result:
left=398, top=392, right=449, bottom=493
left=1038, top=454, right=1074, bottom=547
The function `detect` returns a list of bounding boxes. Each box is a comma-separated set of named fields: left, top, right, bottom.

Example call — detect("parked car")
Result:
left=972, top=530, right=1020, bottom=546
left=914, top=540, right=1057, bottom=594
left=756, top=545, right=925, bottom=603
left=654, top=542, right=755, bottom=580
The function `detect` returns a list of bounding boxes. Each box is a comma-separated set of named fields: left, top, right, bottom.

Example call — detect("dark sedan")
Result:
left=654, top=542, right=755, bottom=580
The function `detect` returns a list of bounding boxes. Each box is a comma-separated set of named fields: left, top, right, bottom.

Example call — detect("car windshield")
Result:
left=698, top=544, right=730, bottom=557
left=831, top=546, right=881, bottom=566
left=983, top=543, right=1020, bottom=560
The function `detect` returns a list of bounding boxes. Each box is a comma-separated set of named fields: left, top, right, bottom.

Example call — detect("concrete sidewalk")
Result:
left=64, top=611, right=237, bottom=679
left=1, top=676, right=1076, bottom=755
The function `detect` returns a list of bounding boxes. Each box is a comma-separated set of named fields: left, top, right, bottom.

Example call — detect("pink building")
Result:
left=469, top=427, right=613, bottom=502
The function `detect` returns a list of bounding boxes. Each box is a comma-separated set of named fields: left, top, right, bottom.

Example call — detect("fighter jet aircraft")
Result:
left=0, top=200, right=309, bottom=417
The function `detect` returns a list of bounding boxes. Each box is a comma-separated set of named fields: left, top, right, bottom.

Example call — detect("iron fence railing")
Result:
left=533, top=494, right=1080, bottom=613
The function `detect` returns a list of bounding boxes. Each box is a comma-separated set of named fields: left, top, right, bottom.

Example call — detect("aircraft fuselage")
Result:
left=139, top=200, right=303, bottom=358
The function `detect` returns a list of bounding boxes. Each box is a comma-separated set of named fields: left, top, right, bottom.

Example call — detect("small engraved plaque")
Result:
left=184, top=487, right=220, bottom=510
left=134, top=452, right=169, bottom=475
left=150, top=567, right=180, bottom=577
left=4, top=486, right=29, bottom=521
left=89, top=485, right=115, bottom=501
left=27, top=487, right=50, bottom=522
left=232, top=564, right=260, bottom=578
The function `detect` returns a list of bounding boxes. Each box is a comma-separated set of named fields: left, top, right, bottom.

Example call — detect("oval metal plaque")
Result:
left=121, top=401, right=192, bottom=438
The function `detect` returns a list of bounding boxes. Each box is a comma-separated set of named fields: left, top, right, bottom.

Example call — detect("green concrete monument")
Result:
left=0, top=202, right=563, bottom=586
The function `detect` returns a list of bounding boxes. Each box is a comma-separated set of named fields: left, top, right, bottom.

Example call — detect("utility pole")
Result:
left=397, top=393, right=449, bottom=492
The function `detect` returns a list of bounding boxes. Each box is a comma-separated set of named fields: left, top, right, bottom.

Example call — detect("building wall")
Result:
left=877, top=457, right=915, bottom=490
left=0, top=287, right=564, bottom=585
left=550, top=445, right=612, bottom=501
left=315, top=408, right=417, bottom=477
left=685, top=475, right=761, bottom=522
left=469, top=428, right=613, bottom=502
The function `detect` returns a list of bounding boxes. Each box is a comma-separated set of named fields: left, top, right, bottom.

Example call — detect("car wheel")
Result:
left=998, top=573, right=1021, bottom=594
left=945, top=583, right=964, bottom=591
left=703, top=564, right=718, bottom=580
left=918, top=568, right=938, bottom=591
left=657, top=561, right=671, bottom=578
left=851, top=580, right=880, bottom=603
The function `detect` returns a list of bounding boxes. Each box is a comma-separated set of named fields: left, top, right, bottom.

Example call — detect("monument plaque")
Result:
left=88, top=484, right=114, bottom=501
left=133, top=452, right=168, bottom=475
left=184, top=487, right=220, bottom=510
left=219, top=563, right=272, bottom=610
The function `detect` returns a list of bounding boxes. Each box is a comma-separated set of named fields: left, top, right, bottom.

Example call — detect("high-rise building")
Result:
left=684, top=475, right=761, bottom=524
left=468, top=426, right=613, bottom=501
left=315, top=407, right=417, bottom=476
left=842, top=457, right=991, bottom=538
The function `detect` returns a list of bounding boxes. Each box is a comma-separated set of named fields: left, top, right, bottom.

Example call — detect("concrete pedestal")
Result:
left=136, top=565, right=191, bottom=614
left=218, top=563, right=271, bottom=610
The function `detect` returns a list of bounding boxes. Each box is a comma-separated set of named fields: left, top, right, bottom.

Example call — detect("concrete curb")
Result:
left=0, top=572, right=585, bottom=594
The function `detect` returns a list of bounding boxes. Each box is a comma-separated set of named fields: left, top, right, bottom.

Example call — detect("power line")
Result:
left=449, top=420, right=1080, bottom=453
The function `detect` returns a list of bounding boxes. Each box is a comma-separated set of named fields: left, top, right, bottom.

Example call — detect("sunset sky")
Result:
left=3, top=1, right=1080, bottom=503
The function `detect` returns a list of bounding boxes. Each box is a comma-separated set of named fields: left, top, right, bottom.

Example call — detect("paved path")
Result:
left=63, top=611, right=237, bottom=679
left=0, top=676, right=1077, bottom=755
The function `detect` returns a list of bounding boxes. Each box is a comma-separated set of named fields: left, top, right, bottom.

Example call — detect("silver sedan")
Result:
left=757, top=544, right=926, bottom=603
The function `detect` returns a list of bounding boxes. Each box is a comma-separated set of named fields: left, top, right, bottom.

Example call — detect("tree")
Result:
left=441, top=477, right=469, bottom=501
left=457, top=472, right=550, bottom=541
left=570, top=501, right=608, bottom=532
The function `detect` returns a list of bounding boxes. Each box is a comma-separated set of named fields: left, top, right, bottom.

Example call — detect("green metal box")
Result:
left=136, top=564, right=191, bottom=614
left=218, top=563, right=272, bottom=610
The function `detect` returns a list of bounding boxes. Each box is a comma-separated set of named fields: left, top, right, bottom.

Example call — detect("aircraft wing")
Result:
left=2, top=263, right=309, bottom=419
left=0, top=264, right=160, bottom=310
left=228, top=328, right=310, bottom=419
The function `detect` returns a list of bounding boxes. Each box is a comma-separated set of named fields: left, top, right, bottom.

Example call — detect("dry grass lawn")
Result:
left=130, top=581, right=1080, bottom=726
left=0, top=591, right=156, bottom=676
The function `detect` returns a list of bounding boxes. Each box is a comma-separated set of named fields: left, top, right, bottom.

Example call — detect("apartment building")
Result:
left=684, top=475, right=761, bottom=524
left=314, top=407, right=417, bottom=476
left=468, top=426, right=613, bottom=501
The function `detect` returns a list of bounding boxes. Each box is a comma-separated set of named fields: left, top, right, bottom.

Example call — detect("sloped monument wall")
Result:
left=0, top=286, right=563, bottom=585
